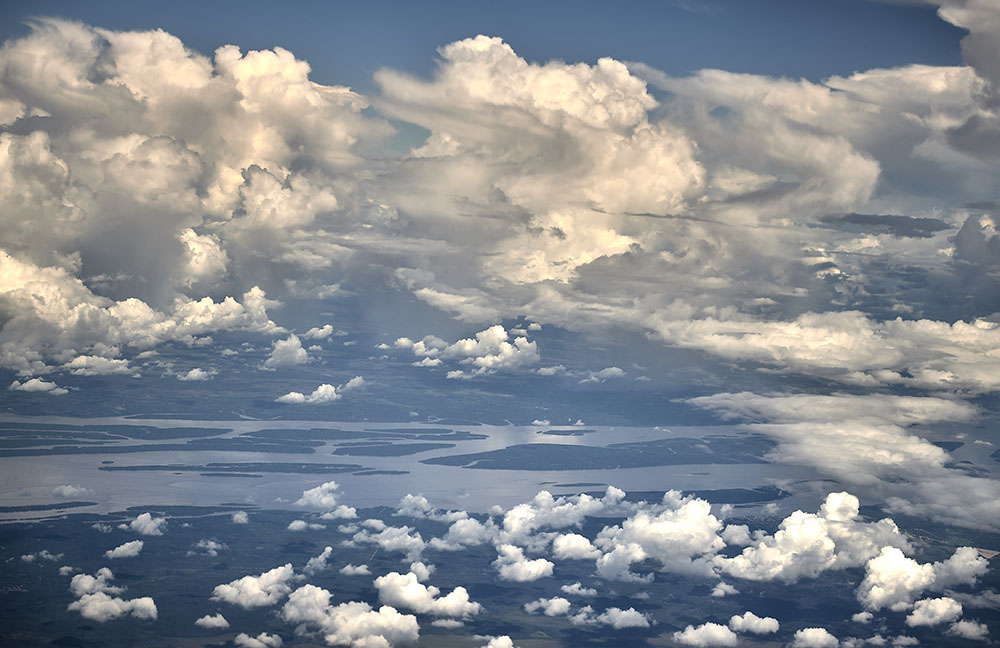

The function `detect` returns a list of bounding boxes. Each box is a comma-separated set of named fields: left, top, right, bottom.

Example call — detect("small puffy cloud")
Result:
left=211, top=564, right=295, bottom=608
left=275, top=376, right=364, bottom=404
left=104, top=540, right=144, bottom=559
left=231, top=511, right=249, bottom=524
left=352, top=522, right=426, bottom=562
left=177, top=367, right=216, bottom=381
left=791, top=628, right=839, bottom=648
left=711, top=582, right=739, bottom=598
left=561, top=582, right=597, bottom=597
left=9, top=378, right=67, bottom=395
left=303, top=324, right=340, bottom=339
left=947, top=620, right=990, bottom=641
left=594, top=607, right=649, bottom=628
left=339, top=564, right=370, bottom=576
left=479, top=637, right=519, bottom=648
left=374, top=569, right=482, bottom=618
left=52, top=484, right=90, bottom=497
left=492, top=544, right=554, bottom=582
left=67, top=568, right=156, bottom=622
left=303, top=546, right=333, bottom=576
left=673, top=622, right=738, bottom=647
left=21, top=549, right=62, bottom=563
left=728, top=611, right=779, bottom=634
left=194, top=613, right=229, bottom=629
left=524, top=597, right=571, bottom=616
left=852, top=611, right=873, bottom=623
left=281, top=584, right=419, bottom=648
left=294, top=480, right=357, bottom=519
left=63, top=355, right=134, bottom=376
left=263, top=334, right=308, bottom=369
left=190, top=539, right=227, bottom=557
left=288, top=519, right=325, bottom=531
left=579, top=366, right=625, bottom=383
left=124, top=512, right=167, bottom=536
left=552, top=533, right=601, bottom=560
left=234, top=632, right=283, bottom=648
left=906, top=597, right=962, bottom=626
left=398, top=325, right=540, bottom=379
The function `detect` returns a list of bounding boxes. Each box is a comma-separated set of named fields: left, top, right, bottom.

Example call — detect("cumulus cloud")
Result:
left=673, top=622, right=737, bottom=647
left=281, top=584, right=419, bottom=647
left=263, top=334, right=308, bottom=369
left=52, top=484, right=90, bottom=497
left=303, top=546, right=333, bottom=576
left=288, top=519, right=325, bottom=531
left=295, top=481, right=357, bottom=519
left=715, top=492, right=909, bottom=583
left=194, top=613, right=229, bottom=629
left=595, top=490, right=723, bottom=581
left=396, top=325, right=540, bottom=379
left=728, top=611, right=779, bottom=634
left=104, top=540, right=143, bottom=559
left=905, top=596, right=963, bottom=626
left=234, top=632, right=283, bottom=648
left=560, top=582, right=597, bottom=597
left=947, top=619, right=990, bottom=641
left=9, top=377, right=68, bottom=395
left=339, top=564, right=371, bottom=576
left=122, top=512, right=167, bottom=536
left=374, top=569, right=482, bottom=618
left=276, top=376, right=364, bottom=404
left=351, top=520, right=426, bottom=562
left=67, top=568, right=157, bottom=622
left=523, top=597, right=571, bottom=616
left=177, top=367, right=216, bottom=381
left=231, top=511, right=249, bottom=524
left=552, top=533, right=601, bottom=560
left=790, top=628, right=839, bottom=648
left=211, top=564, right=295, bottom=608
left=21, top=549, right=62, bottom=562
left=492, top=544, right=554, bottom=582
left=857, top=546, right=987, bottom=612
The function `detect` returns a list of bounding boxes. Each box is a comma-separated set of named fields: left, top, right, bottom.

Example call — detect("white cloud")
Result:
left=351, top=522, right=426, bottom=562
left=790, top=628, right=839, bottom=648
left=104, top=540, right=143, bottom=559
left=716, top=492, right=909, bottom=583
left=560, top=582, right=597, bottom=597
left=374, top=569, right=482, bottom=618
left=9, top=377, right=68, bottom=395
left=552, top=533, right=601, bottom=560
left=947, top=619, right=990, bottom=641
left=234, top=632, right=283, bottom=648
left=67, top=568, right=156, bottom=622
left=288, top=519, right=325, bottom=531
left=523, top=597, right=571, bottom=616
left=63, top=355, right=133, bottom=376
left=295, top=481, right=357, bottom=519
left=276, top=376, right=365, bottom=405
left=52, top=484, right=90, bottom=497
left=595, top=490, right=723, bottom=581
left=124, top=512, right=167, bottom=536
left=478, top=637, right=519, bottom=648
left=339, top=564, right=371, bottom=576
left=177, top=367, right=216, bottom=381
left=905, top=596, right=963, bottom=626
left=211, top=564, right=295, bottom=609
left=303, top=546, right=333, bottom=576
left=492, top=544, right=554, bottom=582
left=710, top=582, right=739, bottom=598
left=263, top=334, right=308, bottom=369
left=397, top=325, right=540, bottom=379
left=857, top=546, right=987, bottom=612
left=194, top=613, right=229, bottom=629
left=231, top=511, right=249, bottom=524
left=673, top=622, right=737, bottom=647
left=190, top=539, right=227, bottom=557
left=728, top=611, right=779, bottom=634
left=21, top=549, right=62, bottom=563
left=281, top=584, right=419, bottom=648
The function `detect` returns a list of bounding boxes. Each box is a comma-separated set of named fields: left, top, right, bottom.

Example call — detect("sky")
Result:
left=1, top=1, right=1000, bottom=645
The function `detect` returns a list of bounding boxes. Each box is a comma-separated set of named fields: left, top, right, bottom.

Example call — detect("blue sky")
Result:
left=0, top=0, right=965, bottom=90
